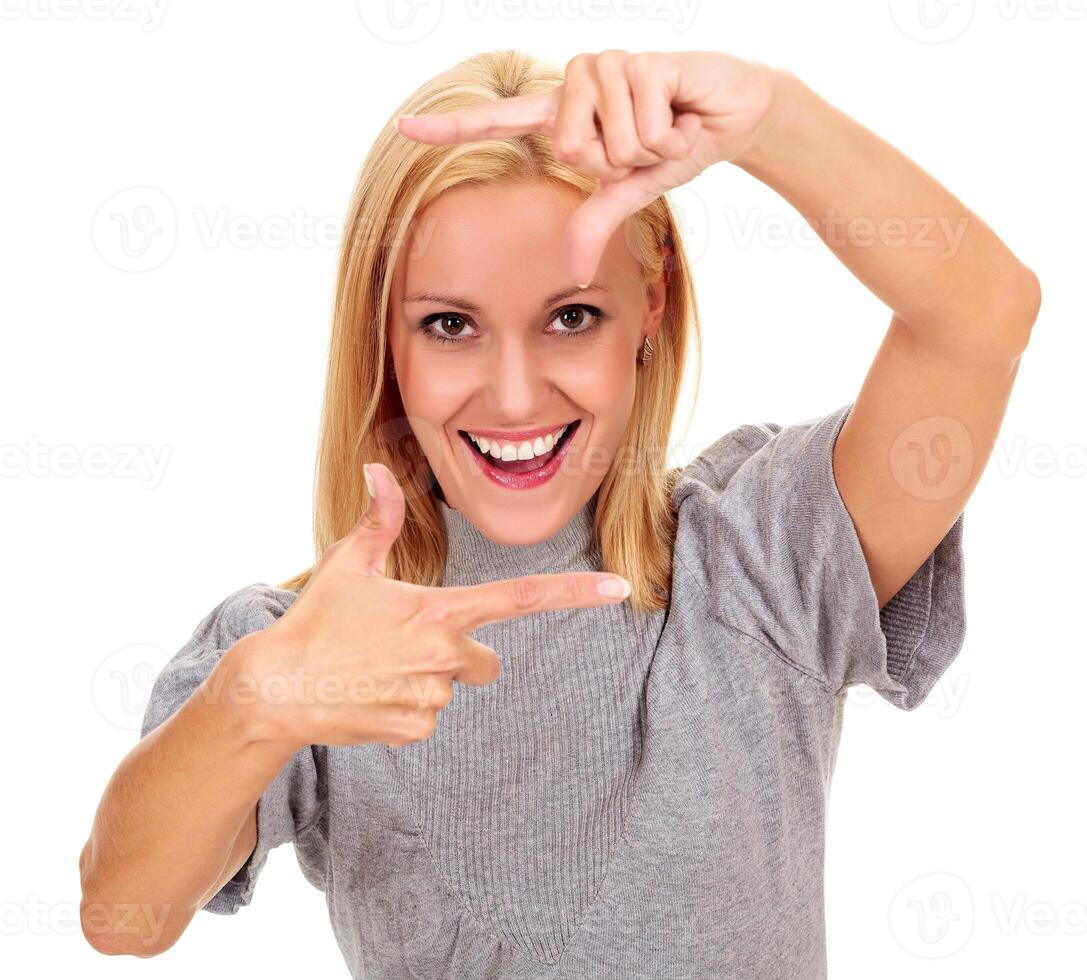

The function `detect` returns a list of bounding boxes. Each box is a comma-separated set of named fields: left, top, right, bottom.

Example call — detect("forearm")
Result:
left=734, top=69, right=1040, bottom=358
left=79, top=634, right=295, bottom=956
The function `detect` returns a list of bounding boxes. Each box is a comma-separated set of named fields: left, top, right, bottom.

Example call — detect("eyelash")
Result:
left=415, top=304, right=609, bottom=346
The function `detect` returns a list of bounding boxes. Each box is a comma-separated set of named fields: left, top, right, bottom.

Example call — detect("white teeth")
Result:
left=466, top=423, right=571, bottom=461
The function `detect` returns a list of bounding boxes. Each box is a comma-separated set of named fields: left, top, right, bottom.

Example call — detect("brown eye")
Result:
left=549, top=304, right=608, bottom=338
left=439, top=315, right=467, bottom=336
left=417, top=312, right=478, bottom=345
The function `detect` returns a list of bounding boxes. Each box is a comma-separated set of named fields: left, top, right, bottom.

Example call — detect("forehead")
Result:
left=395, top=178, right=640, bottom=292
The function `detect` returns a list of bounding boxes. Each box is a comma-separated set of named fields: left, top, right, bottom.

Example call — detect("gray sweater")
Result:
left=141, top=400, right=967, bottom=979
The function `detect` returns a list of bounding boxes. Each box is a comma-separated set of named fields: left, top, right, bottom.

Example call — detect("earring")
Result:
left=638, top=336, right=654, bottom=364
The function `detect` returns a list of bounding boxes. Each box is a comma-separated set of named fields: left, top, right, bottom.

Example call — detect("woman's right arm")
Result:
left=78, top=631, right=293, bottom=958
left=78, top=463, right=632, bottom=958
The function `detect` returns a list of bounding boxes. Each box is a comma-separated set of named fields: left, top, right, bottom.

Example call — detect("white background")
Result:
left=2, top=1, right=1084, bottom=977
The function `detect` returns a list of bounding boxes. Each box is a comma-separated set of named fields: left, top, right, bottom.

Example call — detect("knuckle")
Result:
left=509, top=576, right=545, bottom=610
left=597, top=48, right=629, bottom=69
left=417, top=640, right=463, bottom=674
left=412, top=596, right=453, bottom=629
left=401, top=709, right=437, bottom=743
left=608, top=140, right=641, bottom=168
left=639, top=127, right=671, bottom=154
left=566, top=52, right=593, bottom=75
left=427, top=678, right=454, bottom=709
left=354, top=506, right=384, bottom=535
left=552, top=132, right=582, bottom=165
left=627, top=51, right=658, bottom=77
left=562, top=575, right=587, bottom=605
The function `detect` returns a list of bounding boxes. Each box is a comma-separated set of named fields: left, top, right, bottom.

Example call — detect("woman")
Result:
left=79, top=49, right=1040, bottom=978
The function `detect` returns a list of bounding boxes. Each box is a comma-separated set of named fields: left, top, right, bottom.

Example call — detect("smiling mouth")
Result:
left=457, top=419, right=580, bottom=474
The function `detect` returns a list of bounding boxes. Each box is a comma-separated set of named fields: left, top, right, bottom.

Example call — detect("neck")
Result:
left=437, top=494, right=601, bottom=587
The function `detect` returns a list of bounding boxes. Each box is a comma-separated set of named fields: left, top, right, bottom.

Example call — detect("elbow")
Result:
left=79, top=893, right=180, bottom=959
left=998, top=262, right=1042, bottom=357
left=78, top=840, right=182, bottom=959
left=1020, top=263, right=1042, bottom=334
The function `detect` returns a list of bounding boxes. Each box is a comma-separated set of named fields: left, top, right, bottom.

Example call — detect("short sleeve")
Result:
left=672, top=401, right=967, bottom=711
left=139, top=584, right=326, bottom=914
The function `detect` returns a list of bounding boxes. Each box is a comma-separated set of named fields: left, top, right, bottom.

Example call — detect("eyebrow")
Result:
left=401, top=281, right=609, bottom=313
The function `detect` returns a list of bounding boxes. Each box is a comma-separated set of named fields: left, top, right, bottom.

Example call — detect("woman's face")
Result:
left=388, top=178, right=666, bottom=545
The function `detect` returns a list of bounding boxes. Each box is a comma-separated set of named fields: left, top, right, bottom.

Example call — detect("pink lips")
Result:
left=459, top=419, right=580, bottom=490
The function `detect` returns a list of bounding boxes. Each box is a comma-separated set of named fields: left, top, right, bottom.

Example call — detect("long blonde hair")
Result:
left=279, top=49, right=702, bottom=614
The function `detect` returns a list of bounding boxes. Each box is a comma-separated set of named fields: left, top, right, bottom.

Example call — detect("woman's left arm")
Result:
left=394, top=52, right=1042, bottom=609
left=735, top=70, right=1041, bottom=606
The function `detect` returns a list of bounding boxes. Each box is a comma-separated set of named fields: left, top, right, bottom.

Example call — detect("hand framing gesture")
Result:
left=244, top=464, right=633, bottom=750
left=395, top=50, right=778, bottom=285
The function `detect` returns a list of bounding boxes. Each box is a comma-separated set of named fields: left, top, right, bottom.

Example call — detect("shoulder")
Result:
left=188, top=582, right=300, bottom=650
left=671, top=421, right=778, bottom=503
left=671, top=402, right=853, bottom=507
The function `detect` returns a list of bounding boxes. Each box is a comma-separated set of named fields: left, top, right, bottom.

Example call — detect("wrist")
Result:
left=731, top=67, right=809, bottom=178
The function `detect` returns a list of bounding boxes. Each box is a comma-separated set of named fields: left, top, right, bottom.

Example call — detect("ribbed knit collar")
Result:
left=437, top=493, right=601, bottom=587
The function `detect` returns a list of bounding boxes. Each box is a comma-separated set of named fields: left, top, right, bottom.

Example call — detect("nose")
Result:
left=480, top=335, right=555, bottom=421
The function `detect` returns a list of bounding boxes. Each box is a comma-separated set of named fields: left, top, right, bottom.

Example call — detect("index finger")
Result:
left=437, top=571, right=631, bottom=633
left=394, top=88, right=561, bottom=145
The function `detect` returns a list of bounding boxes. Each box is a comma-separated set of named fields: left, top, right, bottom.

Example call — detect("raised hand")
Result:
left=238, top=463, right=632, bottom=751
left=394, top=50, right=778, bottom=286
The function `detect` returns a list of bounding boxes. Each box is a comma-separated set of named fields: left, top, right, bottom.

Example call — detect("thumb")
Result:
left=564, top=166, right=677, bottom=287
left=350, top=463, right=406, bottom=576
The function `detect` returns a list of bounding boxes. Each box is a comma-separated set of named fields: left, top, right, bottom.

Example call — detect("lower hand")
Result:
left=237, top=465, right=633, bottom=751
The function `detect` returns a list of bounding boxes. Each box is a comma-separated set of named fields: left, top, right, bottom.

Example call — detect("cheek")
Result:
left=395, top=362, right=471, bottom=466
left=562, top=338, right=637, bottom=410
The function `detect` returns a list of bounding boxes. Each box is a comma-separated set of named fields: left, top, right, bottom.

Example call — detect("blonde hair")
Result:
left=279, top=49, right=702, bottom=614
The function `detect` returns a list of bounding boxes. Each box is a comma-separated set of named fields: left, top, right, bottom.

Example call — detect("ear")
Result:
left=643, top=241, right=673, bottom=342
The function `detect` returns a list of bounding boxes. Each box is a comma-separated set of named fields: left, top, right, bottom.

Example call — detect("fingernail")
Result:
left=394, top=114, right=414, bottom=127
left=364, top=463, right=376, bottom=497
left=597, top=577, right=631, bottom=599
left=576, top=282, right=591, bottom=290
